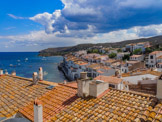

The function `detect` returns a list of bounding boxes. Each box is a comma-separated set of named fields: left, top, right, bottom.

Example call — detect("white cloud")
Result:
left=1, top=24, right=162, bottom=51
left=136, top=24, right=162, bottom=37
left=8, top=14, right=26, bottom=19
left=25, top=0, right=162, bottom=37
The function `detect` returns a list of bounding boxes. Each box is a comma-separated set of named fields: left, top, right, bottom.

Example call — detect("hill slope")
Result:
left=39, top=35, right=162, bottom=56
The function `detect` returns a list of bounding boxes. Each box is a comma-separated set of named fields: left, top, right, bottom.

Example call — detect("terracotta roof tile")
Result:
left=19, top=84, right=78, bottom=122
left=150, top=51, right=162, bottom=55
left=94, top=75, right=123, bottom=84
left=0, top=75, right=50, bottom=118
left=49, top=89, right=161, bottom=122
left=130, top=55, right=143, bottom=58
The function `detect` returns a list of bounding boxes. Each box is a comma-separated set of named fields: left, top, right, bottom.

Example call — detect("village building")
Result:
left=116, top=52, right=130, bottom=60
left=94, top=75, right=128, bottom=90
left=82, top=53, right=101, bottom=63
left=86, top=63, right=116, bottom=78
left=130, top=55, right=144, bottom=61
left=103, top=59, right=117, bottom=66
left=121, top=61, right=145, bottom=73
left=157, top=55, right=162, bottom=69
left=147, top=51, right=162, bottom=68
left=108, top=49, right=117, bottom=54
left=125, top=42, right=150, bottom=53
left=62, top=54, right=89, bottom=80
left=74, top=50, right=87, bottom=57
left=93, top=55, right=109, bottom=63
left=121, top=69, right=161, bottom=95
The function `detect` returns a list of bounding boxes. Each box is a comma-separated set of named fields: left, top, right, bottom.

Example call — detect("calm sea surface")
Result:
left=0, top=52, right=66, bottom=83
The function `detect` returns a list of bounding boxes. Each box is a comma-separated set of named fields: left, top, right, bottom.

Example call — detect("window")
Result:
left=150, top=55, right=153, bottom=59
left=109, top=84, right=115, bottom=88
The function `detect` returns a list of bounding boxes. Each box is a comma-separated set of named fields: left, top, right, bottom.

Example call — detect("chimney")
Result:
left=115, top=70, right=119, bottom=77
left=5, top=69, right=8, bottom=75
left=89, top=80, right=109, bottom=98
left=33, top=72, right=38, bottom=84
left=80, top=72, right=87, bottom=79
left=77, top=79, right=93, bottom=98
left=156, top=75, right=162, bottom=99
left=64, top=80, right=67, bottom=84
left=39, top=67, right=43, bottom=81
left=34, top=98, right=43, bottom=122
left=11, top=71, right=16, bottom=76
left=0, top=69, right=3, bottom=76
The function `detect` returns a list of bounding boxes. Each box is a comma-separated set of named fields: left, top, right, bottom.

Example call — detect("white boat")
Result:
left=42, top=57, right=47, bottom=60
left=17, top=60, right=20, bottom=62
left=43, top=71, right=48, bottom=76
left=10, top=64, right=13, bottom=67
left=25, top=58, right=28, bottom=61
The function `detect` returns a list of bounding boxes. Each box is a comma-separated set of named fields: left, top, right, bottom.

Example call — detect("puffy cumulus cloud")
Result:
left=29, top=10, right=61, bottom=33
left=136, top=24, right=162, bottom=37
left=28, top=0, right=162, bottom=37
left=1, top=23, right=162, bottom=51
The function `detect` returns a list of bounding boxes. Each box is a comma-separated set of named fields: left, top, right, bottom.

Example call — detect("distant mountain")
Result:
left=39, top=35, right=162, bottom=56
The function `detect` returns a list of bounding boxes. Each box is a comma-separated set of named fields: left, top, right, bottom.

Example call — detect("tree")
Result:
left=109, top=53, right=117, bottom=58
left=117, top=48, right=122, bottom=52
left=122, top=54, right=130, bottom=61
left=145, top=47, right=152, bottom=54
left=87, top=49, right=92, bottom=54
left=92, top=49, right=99, bottom=53
left=160, top=47, right=162, bottom=51
left=133, top=48, right=142, bottom=55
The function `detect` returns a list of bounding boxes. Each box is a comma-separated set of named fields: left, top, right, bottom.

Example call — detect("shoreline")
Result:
left=58, top=62, right=72, bottom=81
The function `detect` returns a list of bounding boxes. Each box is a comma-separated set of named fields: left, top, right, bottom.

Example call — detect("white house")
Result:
left=74, top=50, right=87, bottom=57
left=130, top=55, right=144, bottom=61
left=121, top=61, right=145, bottom=73
left=157, top=55, right=162, bottom=69
left=116, top=52, right=130, bottom=60
left=94, top=75, right=126, bottom=90
left=108, top=50, right=117, bottom=54
left=125, top=42, right=150, bottom=53
left=86, top=63, right=115, bottom=78
left=147, top=51, right=162, bottom=67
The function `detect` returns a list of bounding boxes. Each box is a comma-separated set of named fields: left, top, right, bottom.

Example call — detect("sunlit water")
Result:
left=0, top=52, right=66, bottom=83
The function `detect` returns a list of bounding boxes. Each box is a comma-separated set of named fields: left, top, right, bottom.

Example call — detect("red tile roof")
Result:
left=19, top=84, right=78, bottom=122
left=150, top=51, right=162, bottom=55
left=0, top=75, right=50, bottom=118
left=130, top=55, right=143, bottom=58
left=94, top=75, right=123, bottom=84
left=50, top=89, right=161, bottom=122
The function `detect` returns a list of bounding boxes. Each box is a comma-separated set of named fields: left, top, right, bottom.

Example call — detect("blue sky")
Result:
left=0, top=0, right=63, bottom=36
left=1, top=0, right=162, bottom=52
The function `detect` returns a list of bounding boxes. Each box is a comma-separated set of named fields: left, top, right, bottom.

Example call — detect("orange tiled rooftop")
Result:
left=0, top=75, right=52, bottom=118
left=1, top=73, right=162, bottom=122
left=50, top=89, right=162, bottom=122
left=19, top=84, right=78, bottom=122
left=94, top=75, right=123, bottom=84
left=130, top=55, right=142, bottom=58
left=150, top=51, right=162, bottom=55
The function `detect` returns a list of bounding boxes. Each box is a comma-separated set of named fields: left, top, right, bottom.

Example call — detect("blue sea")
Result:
left=0, top=52, right=66, bottom=83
